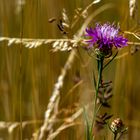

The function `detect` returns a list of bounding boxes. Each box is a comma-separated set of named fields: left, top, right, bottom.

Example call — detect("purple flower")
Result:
left=85, top=23, right=128, bottom=54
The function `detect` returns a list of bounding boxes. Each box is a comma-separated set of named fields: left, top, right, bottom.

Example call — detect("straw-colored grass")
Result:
left=0, top=0, right=140, bottom=140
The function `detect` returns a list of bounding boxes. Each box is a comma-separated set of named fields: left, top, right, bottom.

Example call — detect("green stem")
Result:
left=90, top=56, right=104, bottom=139
left=114, top=133, right=117, bottom=140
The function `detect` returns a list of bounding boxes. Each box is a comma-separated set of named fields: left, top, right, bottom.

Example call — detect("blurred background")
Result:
left=0, top=0, right=140, bottom=139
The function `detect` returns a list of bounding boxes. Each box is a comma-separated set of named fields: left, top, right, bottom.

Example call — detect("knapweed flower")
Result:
left=85, top=23, right=128, bottom=56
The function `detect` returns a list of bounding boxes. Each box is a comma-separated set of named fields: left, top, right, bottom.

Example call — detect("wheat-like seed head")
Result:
left=129, top=0, right=137, bottom=18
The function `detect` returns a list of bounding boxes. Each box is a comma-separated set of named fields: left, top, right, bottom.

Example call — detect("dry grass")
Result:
left=0, top=0, right=140, bottom=140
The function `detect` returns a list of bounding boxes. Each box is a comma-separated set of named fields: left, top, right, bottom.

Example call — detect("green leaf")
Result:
left=83, top=107, right=91, bottom=140
left=103, top=51, right=118, bottom=70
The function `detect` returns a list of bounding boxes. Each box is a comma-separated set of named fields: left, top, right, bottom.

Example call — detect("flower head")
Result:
left=85, top=23, right=128, bottom=55
left=110, top=118, right=124, bottom=134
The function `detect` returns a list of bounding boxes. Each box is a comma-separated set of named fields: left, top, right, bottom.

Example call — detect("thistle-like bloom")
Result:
left=85, top=23, right=128, bottom=55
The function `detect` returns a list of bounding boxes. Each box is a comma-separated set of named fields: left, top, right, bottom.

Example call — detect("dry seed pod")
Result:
left=52, top=41, right=59, bottom=48
left=48, top=17, right=57, bottom=23
left=8, top=39, right=16, bottom=46
left=62, top=8, right=69, bottom=24
left=52, top=41, right=73, bottom=52
left=129, top=0, right=137, bottom=18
